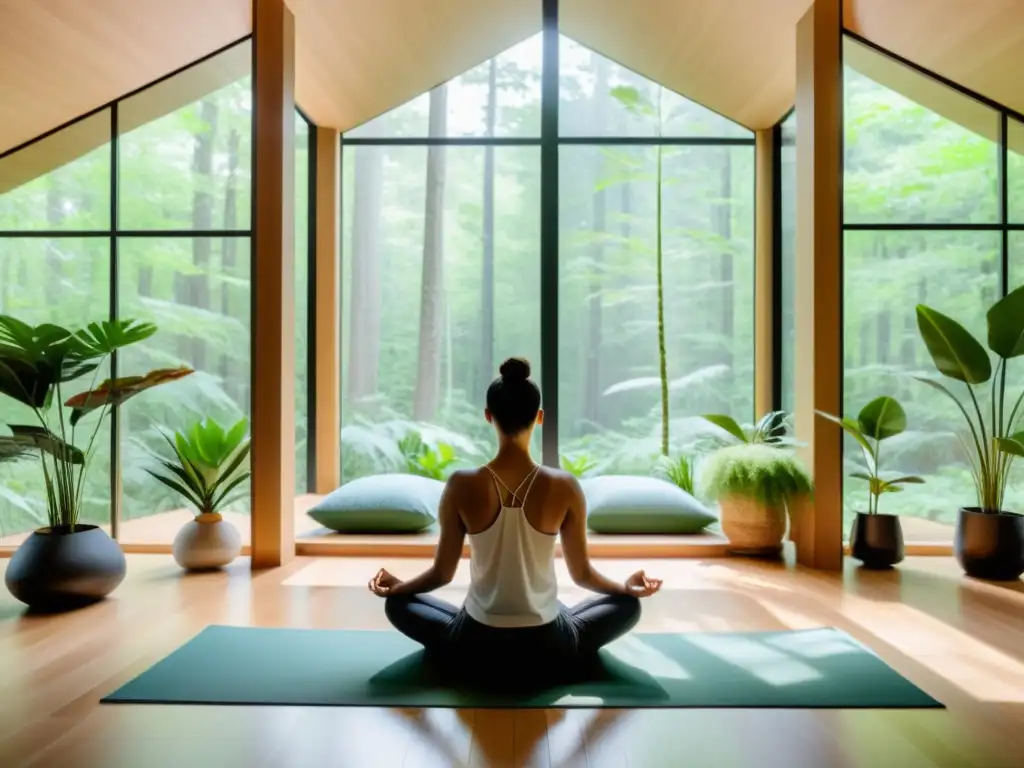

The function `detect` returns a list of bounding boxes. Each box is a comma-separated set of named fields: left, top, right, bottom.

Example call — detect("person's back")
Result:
left=368, top=357, right=662, bottom=680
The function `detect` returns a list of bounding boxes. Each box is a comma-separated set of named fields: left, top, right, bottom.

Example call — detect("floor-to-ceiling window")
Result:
left=556, top=38, right=755, bottom=475
left=842, top=35, right=1019, bottom=543
left=777, top=111, right=796, bottom=415
left=0, top=39, right=315, bottom=548
left=339, top=38, right=543, bottom=483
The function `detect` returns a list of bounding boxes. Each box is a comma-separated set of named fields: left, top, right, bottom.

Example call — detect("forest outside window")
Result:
left=841, top=36, right=1018, bottom=544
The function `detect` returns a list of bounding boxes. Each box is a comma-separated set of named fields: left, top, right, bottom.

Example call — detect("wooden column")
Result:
left=754, top=129, right=775, bottom=419
left=792, top=0, right=843, bottom=570
left=314, top=127, right=341, bottom=493
left=251, top=0, right=296, bottom=568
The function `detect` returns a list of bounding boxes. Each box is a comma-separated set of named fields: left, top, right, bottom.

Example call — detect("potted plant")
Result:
left=818, top=396, right=923, bottom=568
left=0, top=316, right=192, bottom=610
left=699, top=443, right=813, bottom=556
left=701, top=410, right=793, bottom=447
left=147, top=417, right=250, bottom=570
left=915, top=284, right=1024, bottom=580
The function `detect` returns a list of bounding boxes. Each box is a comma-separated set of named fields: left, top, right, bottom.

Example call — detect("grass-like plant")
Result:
left=915, top=283, right=1024, bottom=513
left=700, top=443, right=813, bottom=508
left=0, top=316, right=192, bottom=531
left=817, top=395, right=923, bottom=515
left=146, top=417, right=250, bottom=517
left=655, top=454, right=696, bottom=495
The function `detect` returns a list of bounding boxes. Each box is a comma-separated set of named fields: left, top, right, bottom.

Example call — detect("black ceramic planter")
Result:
left=849, top=512, right=904, bottom=569
left=954, top=507, right=1024, bottom=581
left=5, top=525, right=127, bottom=611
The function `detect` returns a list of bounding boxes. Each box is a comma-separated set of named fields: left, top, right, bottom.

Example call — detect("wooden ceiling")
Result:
left=2, top=0, right=1023, bottom=159
left=0, top=0, right=250, bottom=154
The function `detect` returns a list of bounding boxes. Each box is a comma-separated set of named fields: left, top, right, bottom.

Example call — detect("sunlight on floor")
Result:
left=686, top=634, right=824, bottom=686
left=606, top=635, right=692, bottom=681
left=840, top=598, right=1024, bottom=702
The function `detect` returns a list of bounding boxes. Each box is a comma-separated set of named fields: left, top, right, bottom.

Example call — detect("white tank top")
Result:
left=463, top=465, right=560, bottom=628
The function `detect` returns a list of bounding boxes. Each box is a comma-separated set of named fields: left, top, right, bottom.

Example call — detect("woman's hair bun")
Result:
left=499, top=357, right=531, bottom=382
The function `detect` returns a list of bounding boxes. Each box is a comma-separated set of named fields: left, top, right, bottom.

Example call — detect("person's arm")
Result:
left=383, top=475, right=466, bottom=597
left=560, top=476, right=633, bottom=596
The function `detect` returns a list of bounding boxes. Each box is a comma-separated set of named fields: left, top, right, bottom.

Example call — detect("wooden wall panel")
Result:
left=793, top=0, right=844, bottom=571
left=754, top=129, right=775, bottom=418
left=0, top=0, right=250, bottom=153
left=250, top=0, right=296, bottom=568
left=314, top=126, right=340, bottom=494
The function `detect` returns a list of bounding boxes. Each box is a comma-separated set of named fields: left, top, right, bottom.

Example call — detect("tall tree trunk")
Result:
left=347, top=132, right=384, bottom=402
left=413, top=85, right=448, bottom=421
left=583, top=55, right=609, bottom=430
left=656, top=141, right=669, bottom=456
left=44, top=178, right=65, bottom=306
left=479, top=59, right=497, bottom=395
left=876, top=241, right=892, bottom=366
left=713, top=147, right=734, bottom=412
left=219, top=128, right=240, bottom=396
left=178, top=99, right=218, bottom=370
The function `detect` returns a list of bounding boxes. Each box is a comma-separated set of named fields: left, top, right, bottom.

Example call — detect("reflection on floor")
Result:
left=1, top=555, right=1022, bottom=767
left=0, top=494, right=958, bottom=552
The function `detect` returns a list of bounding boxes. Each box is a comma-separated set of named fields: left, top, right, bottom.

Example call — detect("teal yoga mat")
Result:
left=102, top=626, right=941, bottom=709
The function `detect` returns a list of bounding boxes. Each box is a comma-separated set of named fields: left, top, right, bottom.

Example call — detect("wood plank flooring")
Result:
left=1, top=555, right=1022, bottom=767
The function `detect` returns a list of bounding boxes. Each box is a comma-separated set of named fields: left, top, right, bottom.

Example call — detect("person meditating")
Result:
left=368, top=357, right=661, bottom=682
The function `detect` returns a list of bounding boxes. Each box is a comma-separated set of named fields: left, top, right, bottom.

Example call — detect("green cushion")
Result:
left=582, top=475, right=717, bottom=534
left=308, top=475, right=443, bottom=533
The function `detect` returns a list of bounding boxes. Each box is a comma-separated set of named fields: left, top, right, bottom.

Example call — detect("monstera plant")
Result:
left=0, top=315, right=192, bottom=609
left=915, top=283, right=1024, bottom=580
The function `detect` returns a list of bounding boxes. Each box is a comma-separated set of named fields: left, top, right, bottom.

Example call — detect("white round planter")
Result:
left=173, top=513, right=241, bottom=570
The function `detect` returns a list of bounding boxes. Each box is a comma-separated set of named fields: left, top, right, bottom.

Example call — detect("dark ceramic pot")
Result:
left=954, top=507, right=1024, bottom=581
left=5, top=525, right=127, bottom=611
left=849, top=512, right=904, bottom=569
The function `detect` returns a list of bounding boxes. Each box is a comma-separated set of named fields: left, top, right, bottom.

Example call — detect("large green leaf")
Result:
left=858, top=396, right=906, bottom=441
left=986, top=284, right=1024, bottom=358
left=7, top=425, right=85, bottom=465
left=66, top=367, right=193, bottom=425
left=75, top=319, right=158, bottom=357
left=701, top=414, right=749, bottom=443
left=816, top=410, right=874, bottom=458
left=916, top=305, right=991, bottom=384
left=996, top=435, right=1024, bottom=458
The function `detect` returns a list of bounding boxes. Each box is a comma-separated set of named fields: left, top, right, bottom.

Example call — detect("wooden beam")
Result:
left=792, top=0, right=844, bottom=571
left=754, top=129, right=775, bottom=419
left=314, top=126, right=341, bottom=494
left=250, top=0, right=296, bottom=569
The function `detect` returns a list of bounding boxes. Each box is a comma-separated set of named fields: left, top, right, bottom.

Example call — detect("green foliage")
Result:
left=818, top=396, right=923, bottom=514
left=915, top=285, right=1024, bottom=513
left=560, top=453, right=597, bottom=478
left=0, top=315, right=191, bottom=530
left=655, top=454, right=696, bottom=495
left=146, top=417, right=251, bottom=516
left=398, top=431, right=458, bottom=481
left=701, top=410, right=793, bottom=446
left=699, top=443, right=813, bottom=508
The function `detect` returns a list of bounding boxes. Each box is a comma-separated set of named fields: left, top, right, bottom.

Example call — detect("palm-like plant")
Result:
left=146, top=418, right=251, bottom=517
left=915, top=284, right=1024, bottom=513
left=0, top=316, right=192, bottom=531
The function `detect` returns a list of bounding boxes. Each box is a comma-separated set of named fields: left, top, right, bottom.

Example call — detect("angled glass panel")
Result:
left=843, top=36, right=999, bottom=225
left=117, top=41, right=252, bottom=231
left=1010, top=118, right=1024, bottom=224
left=346, top=36, right=542, bottom=139
left=559, top=37, right=751, bottom=140
left=0, top=111, right=111, bottom=231
left=843, top=230, right=1000, bottom=544
left=779, top=111, right=796, bottom=415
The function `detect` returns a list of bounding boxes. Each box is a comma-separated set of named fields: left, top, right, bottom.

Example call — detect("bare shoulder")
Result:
left=444, top=468, right=483, bottom=490
left=537, top=466, right=581, bottom=493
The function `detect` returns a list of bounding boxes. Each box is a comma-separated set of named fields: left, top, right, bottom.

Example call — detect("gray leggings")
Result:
left=384, top=593, right=641, bottom=668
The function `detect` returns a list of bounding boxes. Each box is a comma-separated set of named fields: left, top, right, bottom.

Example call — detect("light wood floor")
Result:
left=1, top=555, right=1022, bottom=767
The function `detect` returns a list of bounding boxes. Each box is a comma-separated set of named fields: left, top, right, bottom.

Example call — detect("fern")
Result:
left=700, top=443, right=813, bottom=508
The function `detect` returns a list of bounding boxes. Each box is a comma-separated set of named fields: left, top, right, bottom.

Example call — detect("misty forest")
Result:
left=1, top=34, right=1023, bottom=542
